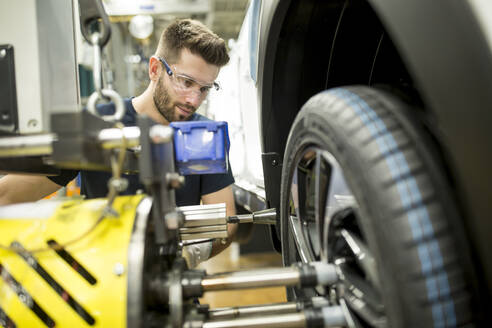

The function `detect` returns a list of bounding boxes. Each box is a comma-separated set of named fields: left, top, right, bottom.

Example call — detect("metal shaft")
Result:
left=208, top=302, right=299, bottom=319
left=0, top=126, right=142, bottom=158
left=228, top=208, right=277, bottom=225
left=201, top=267, right=300, bottom=291
left=202, top=306, right=347, bottom=328
left=97, top=126, right=141, bottom=149
left=175, top=263, right=336, bottom=301
left=208, top=297, right=331, bottom=319
left=0, top=134, right=54, bottom=157
left=202, top=312, right=307, bottom=328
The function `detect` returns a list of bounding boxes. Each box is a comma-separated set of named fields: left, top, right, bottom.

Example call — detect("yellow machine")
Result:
left=0, top=195, right=149, bottom=327
left=0, top=195, right=314, bottom=328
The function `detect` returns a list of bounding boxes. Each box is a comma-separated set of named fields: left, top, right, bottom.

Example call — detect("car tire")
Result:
left=280, top=86, right=476, bottom=327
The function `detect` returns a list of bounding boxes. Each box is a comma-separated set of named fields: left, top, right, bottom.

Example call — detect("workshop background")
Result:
left=79, top=0, right=247, bottom=103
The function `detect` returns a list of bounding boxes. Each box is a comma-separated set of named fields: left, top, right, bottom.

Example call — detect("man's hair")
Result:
left=155, top=19, right=229, bottom=67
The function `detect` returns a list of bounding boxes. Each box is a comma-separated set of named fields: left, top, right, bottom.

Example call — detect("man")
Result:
left=0, top=19, right=237, bottom=266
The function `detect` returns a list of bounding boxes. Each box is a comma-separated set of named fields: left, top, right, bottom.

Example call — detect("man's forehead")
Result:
left=174, top=49, right=219, bottom=83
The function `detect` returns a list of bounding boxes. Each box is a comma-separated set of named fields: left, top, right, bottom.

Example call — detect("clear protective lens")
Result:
left=171, top=72, right=217, bottom=98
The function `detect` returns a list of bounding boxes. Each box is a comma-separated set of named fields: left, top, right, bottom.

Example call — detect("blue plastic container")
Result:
left=170, top=120, right=230, bottom=175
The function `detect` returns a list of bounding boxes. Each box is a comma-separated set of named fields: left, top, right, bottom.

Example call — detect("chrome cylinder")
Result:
left=252, top=208, right=277, bottom=224
left=208, top=297, right=331, bottom=319
left=202, top=312, right=307, bottom=328
left=228, top=208, right=277, bottom=225
left=201, top=267, right=301, bottom=292
left=208, top=302, right=298, bottom=319
left=203, top=305, right=346, bottom=328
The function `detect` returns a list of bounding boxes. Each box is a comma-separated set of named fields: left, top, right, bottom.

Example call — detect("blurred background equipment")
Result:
left=85, top=0, right=249, bottom=106
left=0, top=0, right=79, bottom=134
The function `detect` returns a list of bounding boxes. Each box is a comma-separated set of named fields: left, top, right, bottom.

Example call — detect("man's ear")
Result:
left=148, top=56, right=161, bottom=81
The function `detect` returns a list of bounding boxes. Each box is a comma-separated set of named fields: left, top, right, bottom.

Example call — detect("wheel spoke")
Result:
left=343, top=288, right=388, bottom=328
left=340, top=229, right=380, bottom=289
left=339, top=298, right=365, bottom=328
left=314, top=151, right=329, bottom=260
left=320, top=150, right=356, bottom=261
left=288, top=215, right=311, bottom=263
left=290, top=168, right=312, bottom=262
left=337, top=262, right=386, bottom=316
left=321, top=150, right=356, bottom=220
left=291, top=168, right=300, bottom=218
left=290, top=149, right=320, bottom=262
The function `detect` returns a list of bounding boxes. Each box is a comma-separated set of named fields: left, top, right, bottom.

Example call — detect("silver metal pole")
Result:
left=201, top=267, right=301, bottom=291
left=208, top=302, right=299, bottom=319
left=202, top=312, right=307, bottom=328
left=228, top=208, right=277, bottom=225
left=0, top=125, right=161, bottom=157
left=0, top=134, right=54, bottom=157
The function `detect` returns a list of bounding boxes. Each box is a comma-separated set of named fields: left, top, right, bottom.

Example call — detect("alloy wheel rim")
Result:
left=286, top=145, right=387, bottom=327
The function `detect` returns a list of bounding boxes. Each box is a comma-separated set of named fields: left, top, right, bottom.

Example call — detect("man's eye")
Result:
left=183, top=78, right=194, bottom=88
left=200, top=86, right=211, bottom=94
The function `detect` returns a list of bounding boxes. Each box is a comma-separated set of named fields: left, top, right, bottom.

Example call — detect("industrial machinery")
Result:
left=0, top=1, right=351, bottom=327
left=0, top=193, right=344, bottom=327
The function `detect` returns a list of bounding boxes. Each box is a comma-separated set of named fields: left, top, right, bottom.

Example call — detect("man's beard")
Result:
left=153, top=76, right=196, bottom=122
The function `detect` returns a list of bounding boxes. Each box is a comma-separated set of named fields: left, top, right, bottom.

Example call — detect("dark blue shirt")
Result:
left=48, top=98, right=234, bottom=206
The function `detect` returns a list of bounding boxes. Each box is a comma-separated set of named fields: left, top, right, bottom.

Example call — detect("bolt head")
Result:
left=27, top=119, right=38, bottom=128
left=166, top=172, right=185, bottom=189
left=149, top=125, right=173, bottom=144
left=108, top=177, right=129, bottom=192
left=165, top=211, right=184, bottom=229
left=113, top=263, right=125, bottom=276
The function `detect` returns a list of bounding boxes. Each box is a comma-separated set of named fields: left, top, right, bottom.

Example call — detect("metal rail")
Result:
left=0, top=134, right=54, bottom=157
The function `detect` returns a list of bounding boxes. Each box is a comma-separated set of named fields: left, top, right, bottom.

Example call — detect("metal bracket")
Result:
left=261, top=152, right=283, bottom=252
left=0, top=44, right=18, bottom=134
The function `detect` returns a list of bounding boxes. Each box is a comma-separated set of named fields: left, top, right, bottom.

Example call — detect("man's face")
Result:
left=153, top=49, right=220, bottom=122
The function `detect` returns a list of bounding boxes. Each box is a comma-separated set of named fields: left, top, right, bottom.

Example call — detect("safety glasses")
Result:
left=156, top=56, right=220, bottom=98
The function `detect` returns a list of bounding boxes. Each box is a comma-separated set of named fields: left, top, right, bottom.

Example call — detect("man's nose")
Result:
left=184, top=92, right=202, bottom=108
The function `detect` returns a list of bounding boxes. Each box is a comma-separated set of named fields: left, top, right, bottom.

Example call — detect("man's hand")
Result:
left=0, top=175, right=61, bottom=205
